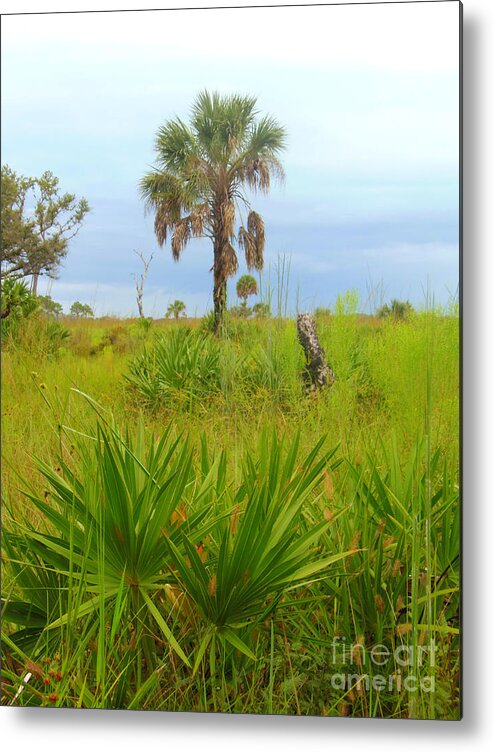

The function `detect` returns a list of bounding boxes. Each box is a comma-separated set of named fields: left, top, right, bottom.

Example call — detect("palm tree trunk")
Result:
left=212, top=235, right=227, bottom=332
left=213, top=278, right=227, bottom=332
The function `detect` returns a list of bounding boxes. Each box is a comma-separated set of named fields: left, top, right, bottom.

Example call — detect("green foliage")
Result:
left=88, top=324, right=137, bottom=356
left=1, top=278, right=38, bottom=319
left=166, top=299, right=186, bottom=320
left=199, top=309, right=243, bottom=337
left=253, top=302, right=270, bottom=318
left=37, top=294, right=64, bottom=318
left=166, top=432, right=352, bottom=673
left=314, top=307, right=331, bottom=318
left=70, top=301, right=94, bottom=318
left=1, top=165, right=90, bottom=290
left=2, top=414, right=214, bottom=670
left=199, top=310, right=216, bottom=334
left=377, top=299, right=415, bottom=320
left=243, top=331, right=302, bottom=406
left=236, top=274, right=258, bottom=307
left=134, top=316, right=153, bottom=335
left=1, top=307, right=460, bottom=716
left=125, top=327, right=221, bottom=408
left=333, top=289, right=359, bottom=316
left=229, top=304, right=251, bottom=318
left=1, top=279, right=38, bottom=341
left=42, top=320, right=71, bottom=355
left=2, top=309, right=70, bottom=358
left=2, top=407, right=355, bottom=707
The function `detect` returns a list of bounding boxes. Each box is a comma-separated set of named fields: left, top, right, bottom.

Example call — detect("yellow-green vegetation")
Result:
left=1, top=306, right=459, bottom=718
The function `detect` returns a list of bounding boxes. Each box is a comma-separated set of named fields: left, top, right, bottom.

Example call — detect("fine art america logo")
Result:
left=330, top=637, right=437, bottom=694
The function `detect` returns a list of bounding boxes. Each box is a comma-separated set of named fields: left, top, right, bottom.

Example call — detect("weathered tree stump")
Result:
left=296, top=313, right=336, bottom=392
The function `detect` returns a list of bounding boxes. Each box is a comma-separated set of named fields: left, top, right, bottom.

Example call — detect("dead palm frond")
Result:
left=171, top=218, right=191, bottom=260
left=221, top=242, right=239, bottom=281
left=189, top=204, right=210, bottom=238
left=239, top=211, right=265, bottom=271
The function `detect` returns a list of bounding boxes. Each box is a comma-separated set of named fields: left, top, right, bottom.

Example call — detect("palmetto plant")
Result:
left=377, top=299, right=414, bottom=320
left=163, top=433, right=355, bottom=673
left=2, top=402, right=355, bottom=705
left=1, top=279, right=39, bottom=342
left=2, top=415, right=220, bottom=671
left=1, top=278, right=38, bottom=321
left=140, top=90, right=286, bottom=331
left=125, top=327, right=221, bottom=407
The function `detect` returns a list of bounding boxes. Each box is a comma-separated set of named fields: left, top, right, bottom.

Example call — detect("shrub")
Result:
left=125, top=327, right=221, bottom=408
left=314, top=306, right=331, bottom=319
left=241, top=330, right=301, bottom=406
left=134, top=316, right=153, bottom=336
left=229, top=304, right=251, bottom=318
left=2, top=410, right=353, bottom=705
left=377, top=299, right=414, bottom=320
left=41, top=319, right=71, bottom=356
left=333, top=289, right=359, bottom=316
left=1, top=279, right=38, bottom=342
left=253, top=302, right=270, bottom=318
left=1, top=417, right=211, bottom=671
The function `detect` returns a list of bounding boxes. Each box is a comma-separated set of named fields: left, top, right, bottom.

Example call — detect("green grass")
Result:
left=1, top=309, right=459, bottom=717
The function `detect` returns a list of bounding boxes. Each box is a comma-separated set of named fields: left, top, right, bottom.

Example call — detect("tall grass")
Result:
left=1, top=305, right=460, bottom=716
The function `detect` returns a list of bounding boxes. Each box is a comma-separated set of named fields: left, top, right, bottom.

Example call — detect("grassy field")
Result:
left=1, top=306, right=460, bottom=718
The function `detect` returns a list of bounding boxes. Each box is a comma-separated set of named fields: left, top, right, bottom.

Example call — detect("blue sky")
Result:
left=1, top=2, right=460, bottom=316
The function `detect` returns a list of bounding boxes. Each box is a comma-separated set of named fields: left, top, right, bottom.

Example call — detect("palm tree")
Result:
left=236, top=274, right=257, bottom=308
left=166, top=299, right=186, bottom=321
left=140, top=91, right=286, bottom=332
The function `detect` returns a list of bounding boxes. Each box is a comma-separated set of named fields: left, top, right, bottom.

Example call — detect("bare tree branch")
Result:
left=131, top=250, right=154, bottom=318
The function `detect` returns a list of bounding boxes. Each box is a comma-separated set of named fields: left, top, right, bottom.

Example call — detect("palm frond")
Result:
left=238, top=226, right=256, bottom=268
left=190, top=203, right=210, bottom=238
left=216, top=241, right=239, bottom=283
left=154, top=204, right=172, bottom=247
left=155, top=118, right=197, bottom=173
left=249, top=114, right=287, bottom=155
left=237, top=154, right=285, bottom=194
left=191, top=90, right=260, bottom=163
left=238, top=211, right=265, bottom=271
left=139, top=171, right=180, bottom=207
left=171, top=218, right=191, bottom=261
left=220, top=199, right=236, bottom=239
